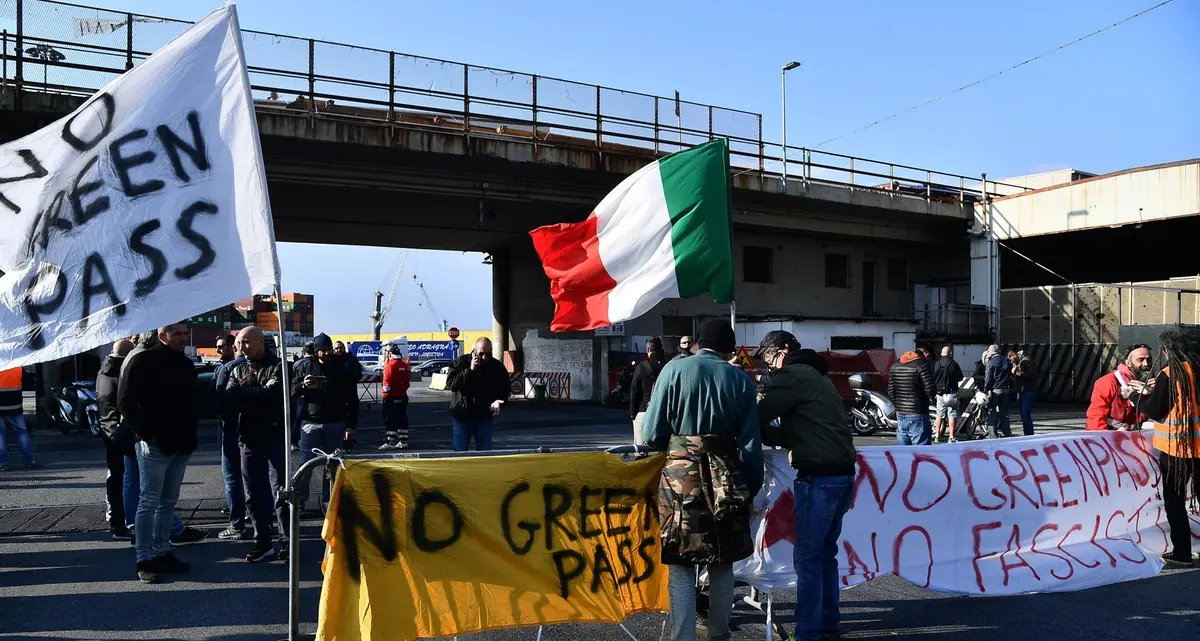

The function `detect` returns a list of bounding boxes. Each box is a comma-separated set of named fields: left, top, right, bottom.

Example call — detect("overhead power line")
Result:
left=813, top=0, right=1177, bottom=149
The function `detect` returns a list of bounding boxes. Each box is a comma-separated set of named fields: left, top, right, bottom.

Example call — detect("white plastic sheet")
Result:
left=0, top=6, right=276, bottom=369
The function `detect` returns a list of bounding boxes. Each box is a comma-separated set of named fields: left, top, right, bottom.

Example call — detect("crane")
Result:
left=413, top=274, right=448, bottom=331
left=371, top=250, right=409, bottom=340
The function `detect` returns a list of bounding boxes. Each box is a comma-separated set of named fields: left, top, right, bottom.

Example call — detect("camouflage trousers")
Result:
left=658, top=434, right=753, bottom=566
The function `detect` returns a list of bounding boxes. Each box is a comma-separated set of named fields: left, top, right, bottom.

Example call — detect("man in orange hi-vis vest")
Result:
left=1140, top=330, right=1200, bottom=568
left=0, top=367, right=35, bottom=470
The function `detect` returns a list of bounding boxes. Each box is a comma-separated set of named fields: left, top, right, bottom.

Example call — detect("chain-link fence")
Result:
left=1, top=0, right=1018, bottom=204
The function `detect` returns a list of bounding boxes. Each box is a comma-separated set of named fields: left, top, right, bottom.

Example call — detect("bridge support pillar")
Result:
left=491, top=248, right=512, bottom=360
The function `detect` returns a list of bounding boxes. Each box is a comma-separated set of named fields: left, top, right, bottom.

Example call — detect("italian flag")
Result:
left=530, top=139, right=734, bottom=332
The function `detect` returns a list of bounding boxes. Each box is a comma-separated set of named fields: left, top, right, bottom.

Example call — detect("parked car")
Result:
left=413, top=359, right=452, bottom=376
left=195, top=362, right=219, bottom=419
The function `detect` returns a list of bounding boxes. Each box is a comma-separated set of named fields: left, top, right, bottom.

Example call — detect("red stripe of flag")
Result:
left=528, top=215, right=617, bottom=332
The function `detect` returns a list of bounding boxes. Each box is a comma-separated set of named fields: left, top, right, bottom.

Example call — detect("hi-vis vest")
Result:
left=1152, top=364, right=1200, bottom=458
left=0, top=367, right=22, bottom=415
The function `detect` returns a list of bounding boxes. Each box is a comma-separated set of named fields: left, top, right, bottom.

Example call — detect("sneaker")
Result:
left=378, top=442, right=397, bottom=451
left=1162, top=551, right=1194, bottom=568
left=155, top=552, right=191, bottom=573
left=135, top=560, right=160, bottom=584
left=278, top=540, right=290, bottom=562
left=22, top=461, right=37, bottom=470
left=170, top=527, right=210, bottom=546
left=218, top=526, right=250, bottom=541
left=818, top=631, right=842, bottom=641
left=111, top=526, right=133, bottom=541
left=246, top=541, right=279, bottom=563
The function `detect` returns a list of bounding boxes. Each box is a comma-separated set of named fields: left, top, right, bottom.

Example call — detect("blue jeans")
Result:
left=987, top=390, right=1012, bottom=438
left=668, top=563, right=733, bottom=641
left=0, top=414, right=35, bottom=466
left=297, top=421, right=345, bottom=508
left=1018, top=390, right=1037, bottom=436
left=123, top=454, right=184, bottom=535
left=896, top=413, right=931, bottom=446
left=452, top=417, right=493, bottom=452
left=793, top=475, right=853, bottom=641
left=220, top=427, right=246, bottom=529
left=134, top=442, right=190, bottom=563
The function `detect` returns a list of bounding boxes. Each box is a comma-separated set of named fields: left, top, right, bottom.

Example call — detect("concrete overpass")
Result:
left=1, top=0, right=1018, bottom=397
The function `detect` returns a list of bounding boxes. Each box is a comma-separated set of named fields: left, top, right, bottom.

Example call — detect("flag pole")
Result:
left=225, top=3, right=304, bottom=639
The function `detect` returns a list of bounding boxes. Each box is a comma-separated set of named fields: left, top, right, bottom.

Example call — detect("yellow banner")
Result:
left=317, top=452, right=669, bottom=641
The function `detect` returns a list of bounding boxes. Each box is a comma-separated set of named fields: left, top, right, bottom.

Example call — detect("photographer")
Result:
left=291, top=333, right=359, bottom=514
left=446, top=338, right=510, bottom=451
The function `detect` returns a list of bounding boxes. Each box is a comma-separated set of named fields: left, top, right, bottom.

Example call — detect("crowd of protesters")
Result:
left=4, top=317, right=1199, bottom=641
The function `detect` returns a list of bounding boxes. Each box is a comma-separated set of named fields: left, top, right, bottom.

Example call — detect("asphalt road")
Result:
left=4, top=389, right=1197, bottom=640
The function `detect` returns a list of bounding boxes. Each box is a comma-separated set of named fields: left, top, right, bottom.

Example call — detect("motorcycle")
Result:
left=929, top=377, right=991, bottom=441
left=608, top=362, right=635, bottom=407
left=46, top=381, right=101, bottom=437
left=846, top=373, right=897, bottom=436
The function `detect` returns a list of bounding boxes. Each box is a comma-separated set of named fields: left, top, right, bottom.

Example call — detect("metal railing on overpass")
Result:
left=0, top=0, right=1027, bottom=204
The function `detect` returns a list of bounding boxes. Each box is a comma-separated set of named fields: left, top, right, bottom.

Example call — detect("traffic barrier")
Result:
left=509, top=371, right=571, bottom=401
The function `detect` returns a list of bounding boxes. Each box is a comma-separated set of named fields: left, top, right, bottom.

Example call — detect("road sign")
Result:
left=448, top=327, right=461, bottom=339
left=594, top=322, right=625, bottom=337
left=733, top=346, right=754, bottom=369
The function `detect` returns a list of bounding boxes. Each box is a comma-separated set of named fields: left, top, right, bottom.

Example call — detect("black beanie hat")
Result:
left=313, top=333, right=333, bottom=352
left=697, top=319, right=736, bottom=354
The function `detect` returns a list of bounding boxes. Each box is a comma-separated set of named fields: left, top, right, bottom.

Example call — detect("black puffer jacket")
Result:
left=887, top=353, right=936, bottom=415
left=629, top=359, right=664, bottom=418
left=96, top=355, right=131, bottom=449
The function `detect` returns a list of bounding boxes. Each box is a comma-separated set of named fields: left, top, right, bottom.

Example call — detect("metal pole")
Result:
left=780, top=69, right=787, bottom=191
left=595, top=85, right=601, bottom=148
left=275, top=283, right=301, bottom=641
left=653, top=97, right=659, bottom=156
left=387, top=52, right=395, bottom=122
left=757, top=114, right=764, bottom=172
left=982, top=172, right=995, bottom=340
left=306, top=39, right=315, bottom=113
left=462, top=65, right=470, bottom=136
left=730, top=301, right=737, bottom=331
left=15, top=0, right=22, bottom=111
left=531, top=75, right=538, bottom=156
left=125, top=13, right=134, bottom=70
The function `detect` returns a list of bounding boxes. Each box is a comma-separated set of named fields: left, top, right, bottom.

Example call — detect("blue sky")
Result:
left=28, top=0, right=1199, bottom=334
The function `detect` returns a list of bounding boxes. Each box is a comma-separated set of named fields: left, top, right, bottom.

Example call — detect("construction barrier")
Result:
left=510, top=371, right=572, bottom=401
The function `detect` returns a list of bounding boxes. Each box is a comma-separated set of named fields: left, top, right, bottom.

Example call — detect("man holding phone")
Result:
left=446, top=337, right=511, bottom=451
left=292, top=333, right=359, bottom=514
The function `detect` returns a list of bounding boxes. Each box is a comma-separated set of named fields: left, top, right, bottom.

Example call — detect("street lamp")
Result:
left=780, top=61, right=801, bottom=192
left=25, top=44, right=65, bottom=90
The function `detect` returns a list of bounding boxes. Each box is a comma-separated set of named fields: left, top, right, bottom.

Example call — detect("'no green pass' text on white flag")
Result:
left=0, top=6, right=277, bottom=369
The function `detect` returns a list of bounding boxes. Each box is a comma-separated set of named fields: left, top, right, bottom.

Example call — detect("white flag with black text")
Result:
left=0, top=6, right=277, bottom=369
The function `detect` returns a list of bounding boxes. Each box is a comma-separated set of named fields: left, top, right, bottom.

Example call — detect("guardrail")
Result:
left=0, top=0, right=1027, bottom=204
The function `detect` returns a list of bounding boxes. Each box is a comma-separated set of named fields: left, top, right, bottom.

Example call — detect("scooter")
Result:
left=46, top=381, right=101, bottom=437
left=847, top=373, right=897, bottom=436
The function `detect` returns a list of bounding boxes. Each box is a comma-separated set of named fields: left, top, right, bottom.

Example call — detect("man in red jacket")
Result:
left=1086, top=343, right=1154, bottom=430
left=379, top=343, right=411, bottom=450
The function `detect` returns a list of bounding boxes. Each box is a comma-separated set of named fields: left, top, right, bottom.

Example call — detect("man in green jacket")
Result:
left=754, top=330, right=856, bottom=641
left=642, top=319, right=762, bottom=641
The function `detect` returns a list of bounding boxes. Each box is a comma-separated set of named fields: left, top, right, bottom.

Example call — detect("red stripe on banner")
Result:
left=529, top=214, right=617, bottom=332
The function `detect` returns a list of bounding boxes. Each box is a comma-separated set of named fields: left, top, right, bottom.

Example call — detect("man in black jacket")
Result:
left=754, top=330, right=856, bottom=641
left=117, top=322, right=199, bottom=584
left=292, top=333, right=359, bottom=513
left=932, top=347, right=964, bottom=443
left=887, top=350, right=936, bottom=445
left=629, top=337, right=665, bottom=444
left=97, top=338, right=135, bottom=540
left=225, top=327, right=290, bottom=562
left=446, top=337, right=510, bottom=451
left=213, top=335, right=249, bottom=541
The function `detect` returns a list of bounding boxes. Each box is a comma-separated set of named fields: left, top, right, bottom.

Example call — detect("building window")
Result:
left=825, top=253, right=850, bottom=288
left=831, top=336, right=884, bottom=350
left=743, top=246, right=773, bottom=283
left=662, top=315, right=695, bottom=337
left=887, top=258, right=908, bottom=291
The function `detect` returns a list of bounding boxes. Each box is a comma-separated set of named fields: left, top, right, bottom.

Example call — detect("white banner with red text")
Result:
left=734, top=429, right=1198, bottom=595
